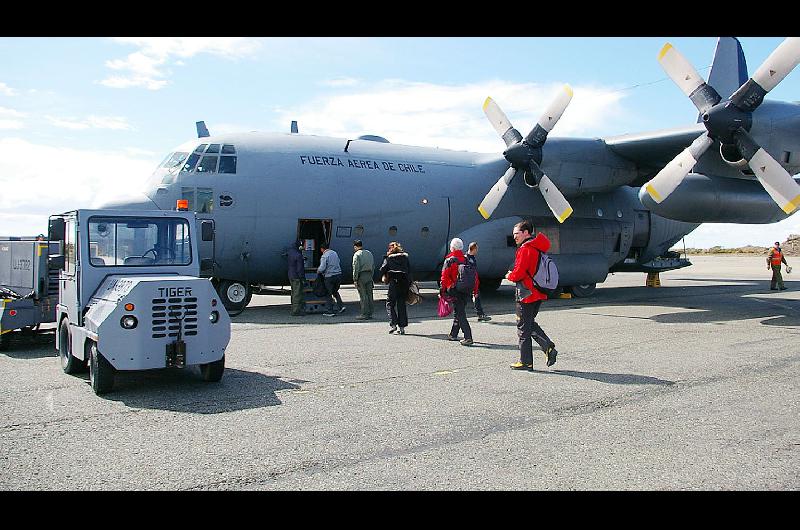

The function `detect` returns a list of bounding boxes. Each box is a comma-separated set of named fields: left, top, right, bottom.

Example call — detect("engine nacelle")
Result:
left=638, top=173, right=796, bottom=223
left=719, top=143, right=750, bottom=170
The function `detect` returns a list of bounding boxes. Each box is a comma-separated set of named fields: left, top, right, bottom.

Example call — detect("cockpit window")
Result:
left=194, top=144, right=207, bottom=153
left=221, top=144, right=236, bottom=154
left=183, top=153, right=200, bottom=172
left=218, top=156, right=237, bottom=174
left=161, top=151, right=189, bottom=170
left=196, top=155, right=218, bottom=173
left=205, top=144, right=220, bottom=154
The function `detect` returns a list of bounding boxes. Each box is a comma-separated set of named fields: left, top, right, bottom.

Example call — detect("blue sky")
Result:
left=1, top=36, right=799, bottom=248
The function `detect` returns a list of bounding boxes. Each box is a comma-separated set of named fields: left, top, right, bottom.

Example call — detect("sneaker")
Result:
left=477, top=315, right=492, bottom=322
left=460, top=338, right=473, bottom=346
left=323, top=312, right=337, bottom=317
left=510, top=362, right=533, bottom=371
left=447, top=335, right=459, bottom=341
left=545, top=345, right=558, bottom=367
left=339, top=306, right=347, bottom=313
left=399, top=327, right=406, bottom=335
left=389, top=326, right=397, bottom=334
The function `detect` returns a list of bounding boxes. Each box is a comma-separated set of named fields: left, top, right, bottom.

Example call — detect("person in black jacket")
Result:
left=287, top=239, right=306, bottom=316
left=379, top=241, right=411, bottom=335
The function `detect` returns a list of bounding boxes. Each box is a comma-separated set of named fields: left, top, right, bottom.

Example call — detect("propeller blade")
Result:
left=643, top=133, right=714, bottom=203
left=731, top=37, right=800, bottom=112
left=538, top=174, right=573, bottom=223
left=478, top=166, right=519, bottom=219
left=483, top=97, right=523, bottom=147
left=658, top=43, right=721, bottom=114
left=734, top=129, right=800, bottom=214
left=751, top=37, right=800, bottom=93
left=525, top=84, right=574, bottom=146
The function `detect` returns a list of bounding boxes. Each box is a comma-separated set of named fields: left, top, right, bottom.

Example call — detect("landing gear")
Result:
left=0, top=332, right=9, bottom=351
left=216, top=279, right=252, bottom=316
left=569, top=283, right=597, bottom=298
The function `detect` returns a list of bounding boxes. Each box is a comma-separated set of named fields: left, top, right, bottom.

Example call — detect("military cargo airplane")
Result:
left=107, top=37, right=800, bottom=313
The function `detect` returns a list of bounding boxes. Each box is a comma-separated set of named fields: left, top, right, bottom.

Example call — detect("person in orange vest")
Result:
left=767, top=241, right=790, bottom=291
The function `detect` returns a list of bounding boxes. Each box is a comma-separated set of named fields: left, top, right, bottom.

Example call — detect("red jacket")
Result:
left=507, top=232, right=550, bottom=303
left=440, top=249, right=479, bottom=295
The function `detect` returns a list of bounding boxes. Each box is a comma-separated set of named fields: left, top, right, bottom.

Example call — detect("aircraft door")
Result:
left=196, top=216, right=215, bottom=277
left=297, top=219, right=332, bottom=274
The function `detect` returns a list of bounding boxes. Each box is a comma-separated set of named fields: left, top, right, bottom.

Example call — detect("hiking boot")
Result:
left=477, top=314, right=492, bottom=322
left=780, top=286, right=788, bottom=290
left=510, top=362, right=533, bottom=371
left=399, top=327, right=406, bottom=335
left=389, top=326, right=397, bottom=334
left=460, top=338, right=473, bottom=346
left=545, top=345, right=558, bottom=367
left=447, top=335, right=459, bottom=341
left=355, top=315, right=368, bottom=320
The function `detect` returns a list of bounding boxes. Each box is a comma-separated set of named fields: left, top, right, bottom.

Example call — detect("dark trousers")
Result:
left=290, top=278, right=304, bottom=314
left=473, top=293, right=485, bottom=316
left=324, top=274, right=343, bottom=312
left=770, top=265, right=785, bottom=289
left=516, top=300, right=554, bottom=365
left=450, top=291, right=472, bottom=340
left=386, top=279, right=409, bottom=327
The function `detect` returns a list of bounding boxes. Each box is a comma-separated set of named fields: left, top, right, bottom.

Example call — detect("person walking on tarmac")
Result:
left=379, top=241, right=411, bottom=334
left=287, top=239, right=306, bottom=316
left=319, top=243, right=346, bottom=316
left=506, top=220, right=558, bottom=370
left=440, top=237, right=474, bottom=346
left=768, top=241, right=790, bottom=290
left=352, top=239, right=375, bottom=320
left=467, top=241, right=491, bottom=322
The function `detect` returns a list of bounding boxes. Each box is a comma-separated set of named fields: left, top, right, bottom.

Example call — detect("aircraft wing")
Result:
left=605, top=123, right=707, bottom=172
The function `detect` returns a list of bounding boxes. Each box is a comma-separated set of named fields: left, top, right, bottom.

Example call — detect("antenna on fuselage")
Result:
left=196, top=121, right=210, bottom=138
left=291, top=120, right=299, bottom=134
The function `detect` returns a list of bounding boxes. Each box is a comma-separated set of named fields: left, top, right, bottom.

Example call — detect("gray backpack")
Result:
left=532, top=251, right=559, bottom=296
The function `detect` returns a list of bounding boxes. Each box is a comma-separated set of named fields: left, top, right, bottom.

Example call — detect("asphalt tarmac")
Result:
left=1, top=255, right=798, bottom=490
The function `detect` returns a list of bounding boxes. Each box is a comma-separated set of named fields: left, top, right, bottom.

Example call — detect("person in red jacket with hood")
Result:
left=440, top=237, right=474, bottom=346
left=505, top=220, right=558, bottom=370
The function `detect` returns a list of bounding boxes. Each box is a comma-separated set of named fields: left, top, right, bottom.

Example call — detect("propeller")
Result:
left=643, top=38, right=800, bottom=214
left=478, top=85, right=574, bottom=222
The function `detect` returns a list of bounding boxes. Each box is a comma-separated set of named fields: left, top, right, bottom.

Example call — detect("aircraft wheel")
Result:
left=570, top=283, right=597, bottom=298
left=200, top=355, right=225, bottom=382
left=58, top=319, right=87, bottom=374
left=217, top=280, right=252, bottom=316
left=0, top=332, right=10, bottom=351
left=88, top=341, right=115, bottom=395
left=478, top=278, right=502, bottom=294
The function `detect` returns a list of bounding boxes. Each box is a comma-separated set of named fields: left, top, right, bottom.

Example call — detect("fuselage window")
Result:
left=183, top=153, right=200, bottom=172
left=196, top=155, right=218, bottom=173
left=218, top=156, right=237, bottom=174
left=221, top=144, right=236, bottom=154
left=206, top=144, right=220, bottom=154
left=197, top=187, right=213, bottom=213
left=181, top=187, right=195, bottom=211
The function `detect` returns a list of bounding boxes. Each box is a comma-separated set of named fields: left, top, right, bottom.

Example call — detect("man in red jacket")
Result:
left=505, top=220, right=558, bottom=371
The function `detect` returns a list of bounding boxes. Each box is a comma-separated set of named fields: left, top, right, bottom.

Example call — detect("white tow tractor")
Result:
left=51, top=206, right=231, bottom=395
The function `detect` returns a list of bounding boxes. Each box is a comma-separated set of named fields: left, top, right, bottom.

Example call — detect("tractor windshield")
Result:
left=88, top=216, right=192, bottom=267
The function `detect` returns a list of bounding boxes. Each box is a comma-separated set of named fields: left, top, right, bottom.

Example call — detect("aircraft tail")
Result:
left=699, top=37, right=748, bottom=122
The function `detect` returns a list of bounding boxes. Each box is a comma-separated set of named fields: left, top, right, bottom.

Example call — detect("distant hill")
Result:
left=672, top=234, right=800, bottom=255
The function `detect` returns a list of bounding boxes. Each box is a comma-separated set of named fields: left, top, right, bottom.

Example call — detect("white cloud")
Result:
left=100, top=37, right=262, bottom=90
left=320, top=77, right=361, bottom=88
left=0, top=106, right=25, bottom=129
left=45, top=114, right=132, bottom=131
left=0, top=138, right=158, bottom=236
left=273, top=80, right=627, bottom=153
left=0, top=82, right=17, bottom=96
